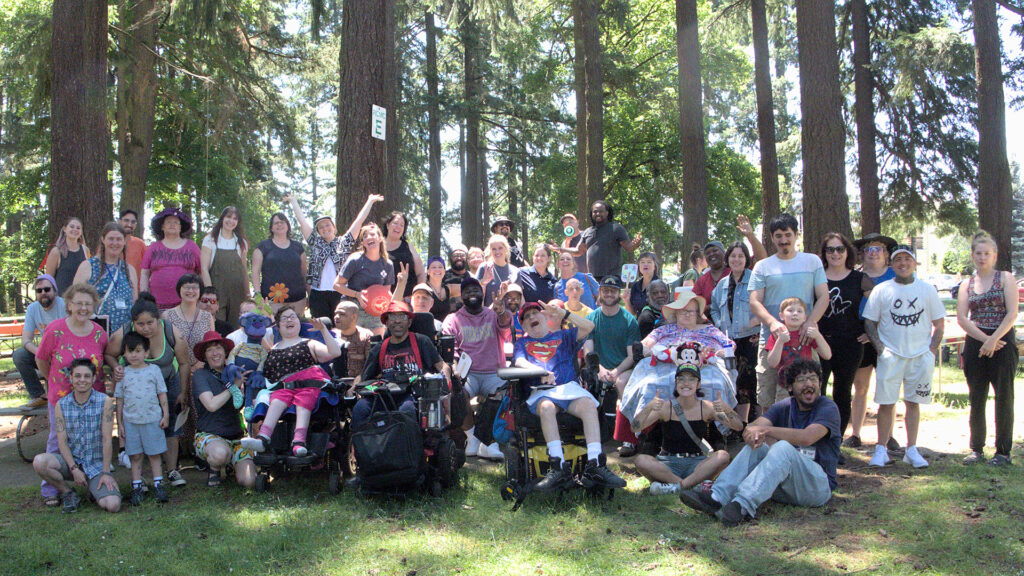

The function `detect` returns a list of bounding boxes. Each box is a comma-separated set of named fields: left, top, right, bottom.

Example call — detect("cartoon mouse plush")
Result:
left=227, top=312, right=271, bottom=420
left=675, top=341, right=704, bottom=367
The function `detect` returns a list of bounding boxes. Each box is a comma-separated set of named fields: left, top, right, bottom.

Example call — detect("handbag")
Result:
left=491, top=394, right=514, bottom=444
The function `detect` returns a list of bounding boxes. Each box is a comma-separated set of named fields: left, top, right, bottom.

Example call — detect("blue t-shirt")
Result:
left=586, top=307, right=639, bottom=370
left=748, top=252, right=827, bottom=340
left=763, top=396, right=841, bottom=490
left=24, top=298, right=66, bottom=337
left=554, top=273, right=599, bottom=309
left=858, top=266, right=896, bottom=316
left=513, top=327, right=580, bottom=385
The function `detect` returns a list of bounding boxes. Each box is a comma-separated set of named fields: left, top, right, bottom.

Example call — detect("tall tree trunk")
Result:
left=676, top=0, right=708, bottom=249
left=574, top=0, right=603, bottom=219
left=310, top=111, right=320, bottom=204
left=481, top=143, right=490, bottom=233
left=974, top=0, right=1013, bottom=270
left=426, top=11, right=442, bottom=257
left=795, top=0, right=851, bottom=248
left=520, top=156, right=529, bottom=250
left=115, top=0, right=160, bottom=235
left=461, top=4, right=483, bottom=247
left=51, top=0, right=111, bottom=243
left=851, top=0, right=879, bottom=235
left=751, top=0, right=780, bottom=253
left=336, top=0, right=396, bottom=228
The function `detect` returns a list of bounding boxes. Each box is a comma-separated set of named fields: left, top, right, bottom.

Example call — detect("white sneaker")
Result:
left=903, top=446, right=929, bottom=468
left=869, top=445, right=890, bottom=467
left=478, top=442, right=504, bottom=460
left=649, top=481, right=681, bottom=495
left=465, top=434, right=481, bottom=458
left=167, top=468, right=186, bottom=487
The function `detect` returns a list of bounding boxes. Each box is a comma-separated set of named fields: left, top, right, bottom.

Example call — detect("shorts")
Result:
left=356, top=307, right=383, bottom=332
left=124, top=420, right=168, bottom=456
left=464, top=371, right=505, bottom=398
left=859, top=344, right=878, bottom=369
left=874, top=350, right=934, bottom=405
left=194, top=432, right=254, bottom=466
left=269, top=386, right=321, bottom=412
left=164, top=374, right=183, bottom=438
left=55, top=455, right=121, bottom=502
left=656, top=453, right=707, bottom=479
left=755, top=344, right=788, bottom=407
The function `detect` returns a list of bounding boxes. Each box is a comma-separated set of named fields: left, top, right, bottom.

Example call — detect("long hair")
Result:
left=383, top=211, right=409, bottom=243
left=267, top=212, right=292, bottom=240
left=95, top=222, right=130, bottom=286
left=724, top=241, right=752, bottom=270
left=819, top=232, right=856, bottom=270
left=485, top=234, right=512, bottom=265
left=209, top=206, right=249, bottom=255
left=56, top=217, right=85, bottom=258
left=356, top=223, right=390, bottom=261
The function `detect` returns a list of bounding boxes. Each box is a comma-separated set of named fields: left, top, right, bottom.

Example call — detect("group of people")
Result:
left=15, top=199, right=1014, bottom=526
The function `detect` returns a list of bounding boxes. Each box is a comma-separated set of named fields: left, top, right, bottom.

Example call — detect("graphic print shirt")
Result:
left=863, top=278, right=945, bottom=358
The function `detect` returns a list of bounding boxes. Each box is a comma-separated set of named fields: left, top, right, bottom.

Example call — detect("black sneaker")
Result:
left=618, top=442, right=638, bottom=457
left=129, top=485, right=146, bottom=506
left=535, top=458, right=571, bottom=492
left=581, top=458, right=627, bottom=488
left=886, top=437, right=903, bottom=453
left=152, top=483, right=169, bottom=503
left=679, top=488, right=721, bottom=515
left=842, top=435, right=862, bottom=448
left=716, top=501, right=749, bottom=527
left=61, top=490, right=81, bottom=513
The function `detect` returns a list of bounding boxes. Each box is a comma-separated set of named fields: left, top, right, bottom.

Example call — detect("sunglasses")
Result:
left=200, top=298, right=218, bottom=305
left=863, top=246, right=884, bottom=254
left=824, top=246, right=846, bottom=254
left=35, top=287, right=53, bottom=294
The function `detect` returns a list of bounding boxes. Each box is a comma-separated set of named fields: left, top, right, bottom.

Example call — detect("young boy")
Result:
left=765, top=297, right=832, bottom=391
left=115, top=332, right=170, bottom=505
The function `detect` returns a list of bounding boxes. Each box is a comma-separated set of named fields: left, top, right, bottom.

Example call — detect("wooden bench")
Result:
left=0, top=405, right=47, bottom=463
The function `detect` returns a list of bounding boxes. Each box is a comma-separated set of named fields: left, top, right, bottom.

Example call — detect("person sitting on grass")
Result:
left=32, top=359, right=121, bottom=514
left=116, top=332, right=170, bottom=506
left=678, top=359, right=839, bottom=526
left=765, top=297, right=832, bottom=390
left=633, top=360, right=743, bottom=496
left=512, top=301, right=626, bottom=491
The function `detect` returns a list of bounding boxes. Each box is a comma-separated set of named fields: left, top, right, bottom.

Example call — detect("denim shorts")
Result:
left=656, top=453, right=706, bottom=479
left=124, top=420, right=168, bottom=456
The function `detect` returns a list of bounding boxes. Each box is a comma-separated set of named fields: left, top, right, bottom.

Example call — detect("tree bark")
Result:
left=795, top=0, right=851, bottom=249
left=461, top=3, right=483, bottom=247
left=851, top=0, right=880, bottom=236
left=50, top=0, right=111, bottom=244
left=974, top=0, right=1014, bottom=270
left=677, top=0, right=708, bottom=250
left=115, top=0, right=160, bottom=235
left=751, top=0, right=780, bottom=253
left=574, top=0, right=603, bottom=219
left=336, top=0, right=396, bottom=229
left=426, top=11, right=442, bottom=257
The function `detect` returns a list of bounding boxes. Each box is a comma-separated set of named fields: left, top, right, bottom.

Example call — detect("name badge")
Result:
left=115, top=299, right=128, bottom=309
left=796, top=445, right=816, bottom=461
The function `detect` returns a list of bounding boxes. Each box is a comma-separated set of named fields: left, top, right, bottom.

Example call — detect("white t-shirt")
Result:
left=202, top=233, right=244, bottom=264
left=318, top=257, right=338, bottom=291
left=863, top=277, right=945, bottom=358
left=748, top=252, right=827, bottom=340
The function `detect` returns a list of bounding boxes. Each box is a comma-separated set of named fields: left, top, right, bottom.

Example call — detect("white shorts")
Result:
left=874, top=350, right=934, bottom=405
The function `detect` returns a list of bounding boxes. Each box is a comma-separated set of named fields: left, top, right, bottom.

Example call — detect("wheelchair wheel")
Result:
left=436, top=436, right=460, bottom=489
left=255, top=473, right=269, bottom=493
left=328, top=470, right=341, bottom=495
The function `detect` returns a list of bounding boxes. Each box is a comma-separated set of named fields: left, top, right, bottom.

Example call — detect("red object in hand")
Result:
left=363, top=284, right=393, bottom=316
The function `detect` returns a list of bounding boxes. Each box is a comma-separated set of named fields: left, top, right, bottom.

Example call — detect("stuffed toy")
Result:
left=229, top=312, right=271, bottom=420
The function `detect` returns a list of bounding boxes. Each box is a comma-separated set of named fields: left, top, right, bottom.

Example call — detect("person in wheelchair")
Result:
left=351, top=301, right=451, bottom=429
left=512, top=301, right=627, bottom=490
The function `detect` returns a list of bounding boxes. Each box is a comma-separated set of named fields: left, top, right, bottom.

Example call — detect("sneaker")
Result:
left=716, top=501, right=749, bottom=527
left=988, top=454, right=1012, bottom=467
left=207, top=472, right=222, bottom=488
left=61, top=490, right=81, bottom=514
left=869, top=445, right=890, bottom=467
left=618, top=442, right=638, bottom=458
left=465, top=434, right=481, bottom=457
left=902, top=446, right=929, bottom=468
left=649, top=481, right=682, bottom=495
left=582, top=459, right=627, bottom=488
left=129, top=485, right=146, bottom=506
left=240, top=435, right=269, bottom=453
left=477, top=442, right=504, bottom=461
left=292, top=442, right=308, bottom=457
left=152, top=483, right=169, bottom=503
left=227, top=383, right=244, bottom=409
left=963, top=451, right=985, bottom=465
left=886, top=437, right=903, bottom=453
left=679, top=488, right=721, bottom=515
left=842, top=435, right=862, bottom=448
left=18, top=397, right=47, bottom=411
left=167, top=468, right=187, bottom=487
left=535, top=458, right=571, bottom=492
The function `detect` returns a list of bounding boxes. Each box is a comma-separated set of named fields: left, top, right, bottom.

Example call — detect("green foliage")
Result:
left=941, top=236, right=973, bottom=275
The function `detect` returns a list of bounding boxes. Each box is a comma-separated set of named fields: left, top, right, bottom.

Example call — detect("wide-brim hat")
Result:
left=491, top=216, right=514, bottom=232
left=853, top=232, right=897, bottom=251
left=662, top=290, right=706, bottom=324
left=193, top=330, right=235, bottom=361
left=151, top=207, right=193, bottom=236
left=380, top=301, right=415, bottom=322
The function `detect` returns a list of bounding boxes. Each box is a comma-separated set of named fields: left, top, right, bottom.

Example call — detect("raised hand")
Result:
left=283, top=194, right=296, bottom=203
left=736, top=214, right=754, bottom=236
left=712, top=389, right=728, bottom=414
left=481, top=263, right=495, bottom=286
left=395, top=261, right=410, bottom=285
left=367, top=194, right=385, bottom=205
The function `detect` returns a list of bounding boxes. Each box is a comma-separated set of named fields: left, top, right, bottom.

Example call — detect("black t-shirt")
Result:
left=637, top=306, right=663, bottom=340
left=192, top=368, right=244, bottom=440
left=361, top=333, right=442, bottom=382
left=518, top=268, right=556, bottom=303
left=820, top=270, right=866, bottom=339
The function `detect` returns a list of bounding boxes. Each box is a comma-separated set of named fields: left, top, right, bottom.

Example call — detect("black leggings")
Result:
left=734, top=336, right=758, bottom=409
left=821, top=335, right=864, bottom=435
left=963, top=331, right=1017, bottom=456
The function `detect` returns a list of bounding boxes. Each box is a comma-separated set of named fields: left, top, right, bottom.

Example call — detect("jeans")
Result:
left=821, top=335, right=864, bottom=435
left=14, top=346, right=45, bottom=399
left=711, top=441, right=831, bottom=518
left=963, top=333, right=1017, bottom=456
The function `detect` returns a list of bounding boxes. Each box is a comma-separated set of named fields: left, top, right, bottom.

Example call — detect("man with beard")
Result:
left=491, top=217, right=527, bottom=267
left=679, top=359, right=839, bottom=526
left=748, top=213, right=829, bottom=408
left=443, top=245, right=471, bottom=311
left=557, top=201, right=642, bottom=281
left=119, top=209, right=148, bottom=278
left=16, top=274, right=66, bottom=410
left=502, top=283, right=526, bottom=341
left=636, top=279, right=670, bottom=339
left=863, top=245, right=944, bottom=469
left=441, top=277, right=511, bottom=460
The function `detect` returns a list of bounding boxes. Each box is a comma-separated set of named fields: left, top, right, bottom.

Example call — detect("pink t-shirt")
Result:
left=141, top=240, right=201, bottom=309
left=36, top=318, right=109, bottom=404
left=442, top=307, right=507, bottom=373
left=765, top=329, right=818, bottom=379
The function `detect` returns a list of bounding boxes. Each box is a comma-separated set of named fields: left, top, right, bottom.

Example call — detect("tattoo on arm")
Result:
left=55, top=415, right=66, bottom=434
left=104, top=403, right=115, bottom=423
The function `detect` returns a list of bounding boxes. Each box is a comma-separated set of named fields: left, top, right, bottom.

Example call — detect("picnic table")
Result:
left=0, top=316, right=25, bottom=356
left=0, top=405, right=47, bottom=463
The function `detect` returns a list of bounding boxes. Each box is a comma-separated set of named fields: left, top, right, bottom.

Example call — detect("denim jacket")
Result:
left=711, top=269, right=758, bottom=339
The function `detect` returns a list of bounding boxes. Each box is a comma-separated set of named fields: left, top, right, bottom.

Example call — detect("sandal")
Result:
left=43, top=496, right=60, bottom=507
left=207, top=472, right=222, bottom=487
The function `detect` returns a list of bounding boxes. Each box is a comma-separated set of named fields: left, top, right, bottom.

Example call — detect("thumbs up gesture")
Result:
left=649, top=389, right=665, bottom=412
left=712, top=388, right=728, bottom=414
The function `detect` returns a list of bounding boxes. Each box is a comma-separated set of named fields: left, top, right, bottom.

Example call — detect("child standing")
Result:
left=116, top=332, right=170, bottom=505
left=766, top=297, right=832, bottom=391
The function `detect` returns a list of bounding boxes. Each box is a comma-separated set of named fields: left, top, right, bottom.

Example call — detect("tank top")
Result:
left=264, top=339, right=319, bottom=383
left=967, top=272, right=1009, bottom=331
left=54, top=245, right=86, bottom=294
left=388, top=240, right=416, bottom=299
left=661, top=404, right=709, bottom=455
left=135, top=320, right=178, bottom=382
left=820, top=270, right=866, bottom=338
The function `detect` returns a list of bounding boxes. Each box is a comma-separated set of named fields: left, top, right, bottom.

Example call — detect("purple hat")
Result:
left=34, top=274, right=57, bottom=292
left=151, top=207, right=193, bottom=237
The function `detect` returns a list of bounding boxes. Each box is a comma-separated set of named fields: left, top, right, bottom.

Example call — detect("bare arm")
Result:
left=808, top=282, right=830, bottom=325
left=200, top=243, right=214, bottom=287
left=749, top=288, right=782, bottom=334
left=285, top=195, right=314, bottom=241
left=54, top=404, right=78, bottom=477
left=100, top=397, right=115, bottom=485
left=44, top=247, right=59, bottom=278
left=172, top=327, right=191, bottom=405
left=864, top=319, right=883, bottom=354
left=21, top=323, right=38, bottom=354
left=765, top=336, right=785, bottom=368
left=708, top=398, right=745, bottom=432
left=634, top=393, right=671, bottom=430
left=307, top=317, right=342, bottom=363
left=250, top=248, right=263, bottom=296
left=344, top=194, right=384, bottom=239
left=929, top=318, right=944, bottom=356
left=128, top=266, right=139, bottom=300
left=72, top=260, right=92, bottom=286
left=140, top=269, right=151, bottom=293
left=409, top=245, right=426, bottom=285
left=765, top=422, right=829, bottom=447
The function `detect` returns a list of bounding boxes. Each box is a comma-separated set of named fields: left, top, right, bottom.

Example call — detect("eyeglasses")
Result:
left=199, top=298, right=218, bottom=305
left=35, top=287, right=53, bottom=294
left=678, top=309, right=699, bottom=316
left=793, top=375, right=820, bottom=384
left=863, top=246, right=884, bottom=254
left=824, top=246, right=846, bottom=254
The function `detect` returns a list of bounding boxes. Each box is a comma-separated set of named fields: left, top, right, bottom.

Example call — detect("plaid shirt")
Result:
left=306, top=231, right=355, bottom=287
left=58, top=391, right=108, bottom=479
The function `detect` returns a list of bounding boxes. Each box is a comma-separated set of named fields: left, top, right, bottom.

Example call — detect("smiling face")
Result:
left=103, top=229, right=125, bottom=258
left=892, top=252, right=916, bottom=281
left=674, top=372, right=700, bottom=398
left=862, top=242, right=888, bottom=268
left=64, top=218, right=83, bottom=241
left=427, top=260, right=446, bottom=279
left=598, top=286, right=620, bottom=307
left=488, top=242, right=507, bottom=265
left=558, top=252, right=576, bottom=276
left=411, top=290, right=433, bottom=313
left=203, top=343, right=227, bottom=371
left=703, top=245, right=725, bottom=270
left=316, top=218, right=337, bottom=241
left=790, top=370, right=821, bottom=408
left=179, top=281, right=201, bottom=304
left=334, top=303, right=358, bottom=330
left=781, top=302, right=807, bottom=330
left=521, top=308, right=550, bottom=339
left=70, top=365, right=96, bottom=394
left=591, top=203, right=609, bottom=225
left=360, top=225, right=382, bottom=252
left=533, top=246, right=550, bottom=271
left=462, top=283, right=484, bottom=309
left=771, top=227, right=798, bottom=256
left=68, top=291, right=97, bottom=322
left=34, top=280, right=56, bottom=308
left=386, top=214, right=406, bottom=239
left=385, top=311, right=411, bottom=340
left=494, top=222, right=511, bottom=236
left=119, top=213, right=137, bottom=234
left=198, top=293, right=219, bottom=315
left=270, top=214, right=290, bottom=237
left=450, top=250, right=467, bottom=271
left=221, top=211, right=239, bottom=233
left=468, top=248, right=485, bottom=271
left=824, top=239, right=847, bottom=270
left=277, top=308, right=302, bottom=339
left=676, top=300, right=701, bottom=329
left=726, top=247, right=747, bottom=273
left=503, top=291, right=523, bottom=313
